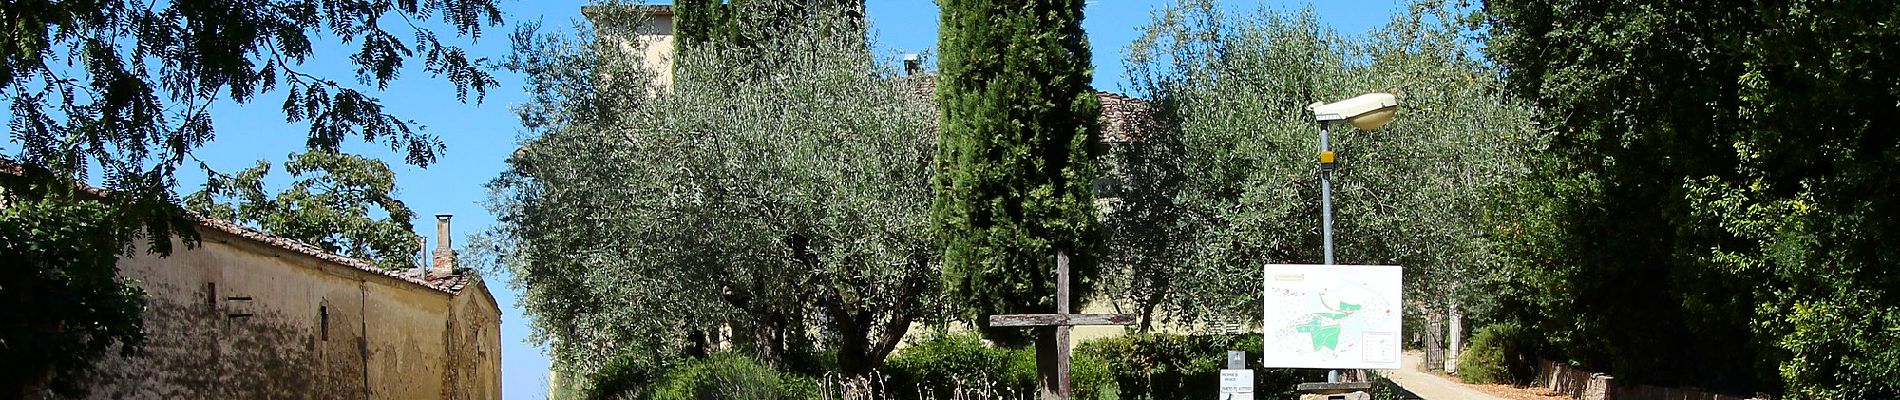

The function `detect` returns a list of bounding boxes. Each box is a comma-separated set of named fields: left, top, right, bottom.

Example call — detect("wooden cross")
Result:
left=987, top=249, right=1136, bottom=399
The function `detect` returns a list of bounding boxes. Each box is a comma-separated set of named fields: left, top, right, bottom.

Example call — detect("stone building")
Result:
left=74, top=213, right=502, bottom=399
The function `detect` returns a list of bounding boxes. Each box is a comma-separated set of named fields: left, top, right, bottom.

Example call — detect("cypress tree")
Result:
left=933, top=0, right=1104, bottom=347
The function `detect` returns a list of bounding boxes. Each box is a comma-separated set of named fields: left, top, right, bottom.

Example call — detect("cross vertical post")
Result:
left=988, top=249, right=1136, bottom=400
left=1056, top=249, right=1072, bottom=396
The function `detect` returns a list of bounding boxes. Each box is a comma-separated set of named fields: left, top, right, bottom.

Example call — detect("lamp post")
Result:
left=1306, top=92, right=1399, bottom=383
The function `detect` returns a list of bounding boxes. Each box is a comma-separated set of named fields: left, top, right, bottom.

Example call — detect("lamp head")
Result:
left=1309, top=93, right=1399, bottom=130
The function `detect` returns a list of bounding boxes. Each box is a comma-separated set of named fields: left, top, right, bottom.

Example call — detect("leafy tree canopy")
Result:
left=0, top=170, right=145, bottom=398
left=186, top=151, right=422, bottom=270
left=673, top=0, right=862, bottom=54
left=490, top=1, right=938, bottom=384
left=1109, top=0, right=1533, bottom=331
left=2, top=0, right=500, bottom=231
left=1483, top=0, right=1900, bottom=396
left=0, top=1, right=500, bottom=395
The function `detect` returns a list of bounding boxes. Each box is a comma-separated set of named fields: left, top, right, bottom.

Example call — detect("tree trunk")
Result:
left=1034, top=327, right=1063, bottom=400
left=833, top=311, right=874, bottom=377
left=1138, top=288, right=1163, bottom=332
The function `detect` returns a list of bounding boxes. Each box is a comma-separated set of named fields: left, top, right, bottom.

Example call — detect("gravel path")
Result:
left=1377, top=352, right=1511, bottom=400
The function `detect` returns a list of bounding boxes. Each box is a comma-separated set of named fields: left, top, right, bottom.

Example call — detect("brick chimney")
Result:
left=430, top=214, right=456, bottom=277
left=903, top=53, right=922, bottom=76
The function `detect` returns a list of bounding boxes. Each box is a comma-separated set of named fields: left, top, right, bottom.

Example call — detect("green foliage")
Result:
left=492, top=0, right=938, bottom=379
left=1369, top=373, right=1411, bottom=400
left=880, top=332, right=1116, bottom=400
left=932, top=0, right=1105, bottom=345
left=1070, top=351, right=1116, bottom=400
left=1455, top=323, right=1539, bottom=385
left=1076, top=333, right=1322, bottom=400
left=0, top=178, right=144, bottom=398
left=581, top=350, right=678, bottom=400
left=1, top=0, right=499, bottom=225
left=649, top=353, right=817, bottom=400
left=674, top=0, right=862, bottom=61
left=185, top=151, right=421, bottom=269
left=1482, top=0, right=1900, bottom=396
left=883, top=332, right=1037, bottom=397
left=1113, top=1, right=1534, bottom=328
left=2, top=1, right=498, bottom=394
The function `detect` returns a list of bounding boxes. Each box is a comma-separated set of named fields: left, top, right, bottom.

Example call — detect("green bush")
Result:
left=1369, top=373, right=1415, bottom=399
left=648, top=353, right=816, bottom=400
left=1070, top=351, right=1118, bottom=400
left=877, top=332, right=1354, bottom=399
left=581, top=351, right=676, bottom=400
left=1076, top=333, right=1322, bottom=400
left=883, top=332, right=1036, bottom=398
left=1456, top=323, right=1540, bottom=385
left=881, top=331, right=1129, bottom=399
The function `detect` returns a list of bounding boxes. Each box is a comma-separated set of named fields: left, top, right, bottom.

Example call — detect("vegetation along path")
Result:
left=1377, top=352, right=1506, bottom=400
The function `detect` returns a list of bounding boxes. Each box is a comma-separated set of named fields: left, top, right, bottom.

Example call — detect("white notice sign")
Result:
left=1261, top=264, right=1403, bottom=370
left=1219, top=369, right=1253, bottom=400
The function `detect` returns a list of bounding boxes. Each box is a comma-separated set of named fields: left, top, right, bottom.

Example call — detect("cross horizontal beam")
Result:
left=988, top=313, right=1137, bottom=327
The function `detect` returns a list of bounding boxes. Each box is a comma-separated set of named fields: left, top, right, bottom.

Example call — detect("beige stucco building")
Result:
left=73, top=214, right=502, bottom=399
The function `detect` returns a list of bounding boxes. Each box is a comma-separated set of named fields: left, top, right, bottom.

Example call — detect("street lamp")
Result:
left=1308, top=93, right=1398, bottom=266
left=1304, top=92, right=1397, bottom=387
left=1306, top=93, right=1398, bottom=267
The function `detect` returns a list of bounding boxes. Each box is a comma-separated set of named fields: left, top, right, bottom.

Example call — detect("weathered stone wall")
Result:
left=1536, top=360, right=1611, bottom=400
left=446, top=280, right=504, bottom=399
left=1534, top=360, right=1761, bottom=400
left=70, top=227, right=500, bottom=399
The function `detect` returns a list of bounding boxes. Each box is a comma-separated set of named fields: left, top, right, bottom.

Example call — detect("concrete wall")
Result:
left=74, top=227, right=500, bottom=399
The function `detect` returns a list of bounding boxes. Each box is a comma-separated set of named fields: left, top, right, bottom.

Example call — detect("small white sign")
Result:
left=1219, top=369, right=1253, bottom=400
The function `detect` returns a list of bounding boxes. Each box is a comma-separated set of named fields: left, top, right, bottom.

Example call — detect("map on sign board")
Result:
left=1261, top=264, right=1403, bottom=370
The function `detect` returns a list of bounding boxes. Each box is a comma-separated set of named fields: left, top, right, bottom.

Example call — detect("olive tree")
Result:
left=1106, top=1, right=1535, bottom=332
left=487, top=3, right=939, bottom=386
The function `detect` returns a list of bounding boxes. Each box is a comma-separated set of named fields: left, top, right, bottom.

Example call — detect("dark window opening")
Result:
left=205, top=282, right=217, bottom=310
left=320, top=305, right=330, bottom=341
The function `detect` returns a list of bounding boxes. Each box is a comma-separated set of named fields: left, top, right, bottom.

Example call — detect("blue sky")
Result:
left=15, top=1, right=1404, bottom=398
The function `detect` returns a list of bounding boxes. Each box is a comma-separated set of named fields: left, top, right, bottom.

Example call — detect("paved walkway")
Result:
left=1377, top=351, right=1507, bottom=400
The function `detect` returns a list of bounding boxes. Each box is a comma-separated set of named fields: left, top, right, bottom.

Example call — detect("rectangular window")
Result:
left=320, top=305, right=330, bottom=341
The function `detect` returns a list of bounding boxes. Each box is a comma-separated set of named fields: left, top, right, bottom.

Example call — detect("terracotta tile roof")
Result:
left=194, top=216, right=475, bottom=295
left=905, top=74, right=1156, bottom=143
left=1, top=160, right=475, bottom=295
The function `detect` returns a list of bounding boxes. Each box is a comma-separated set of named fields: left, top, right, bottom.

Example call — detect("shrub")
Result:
left=649, top=353, right=817, bottom=400
left=883, top=332, right=1036, bottom=398
left=1070, top=351, right=1117, bottom=400
left=1076, top=333, right=1322, bottom=400
left=583, top=352, right=677, bottom=400
left=1456, top=323, right=1540, bottom=385
left=883, top=332, right=1329, bottom=399
left=1369, top=373, right=1414, bottom=399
